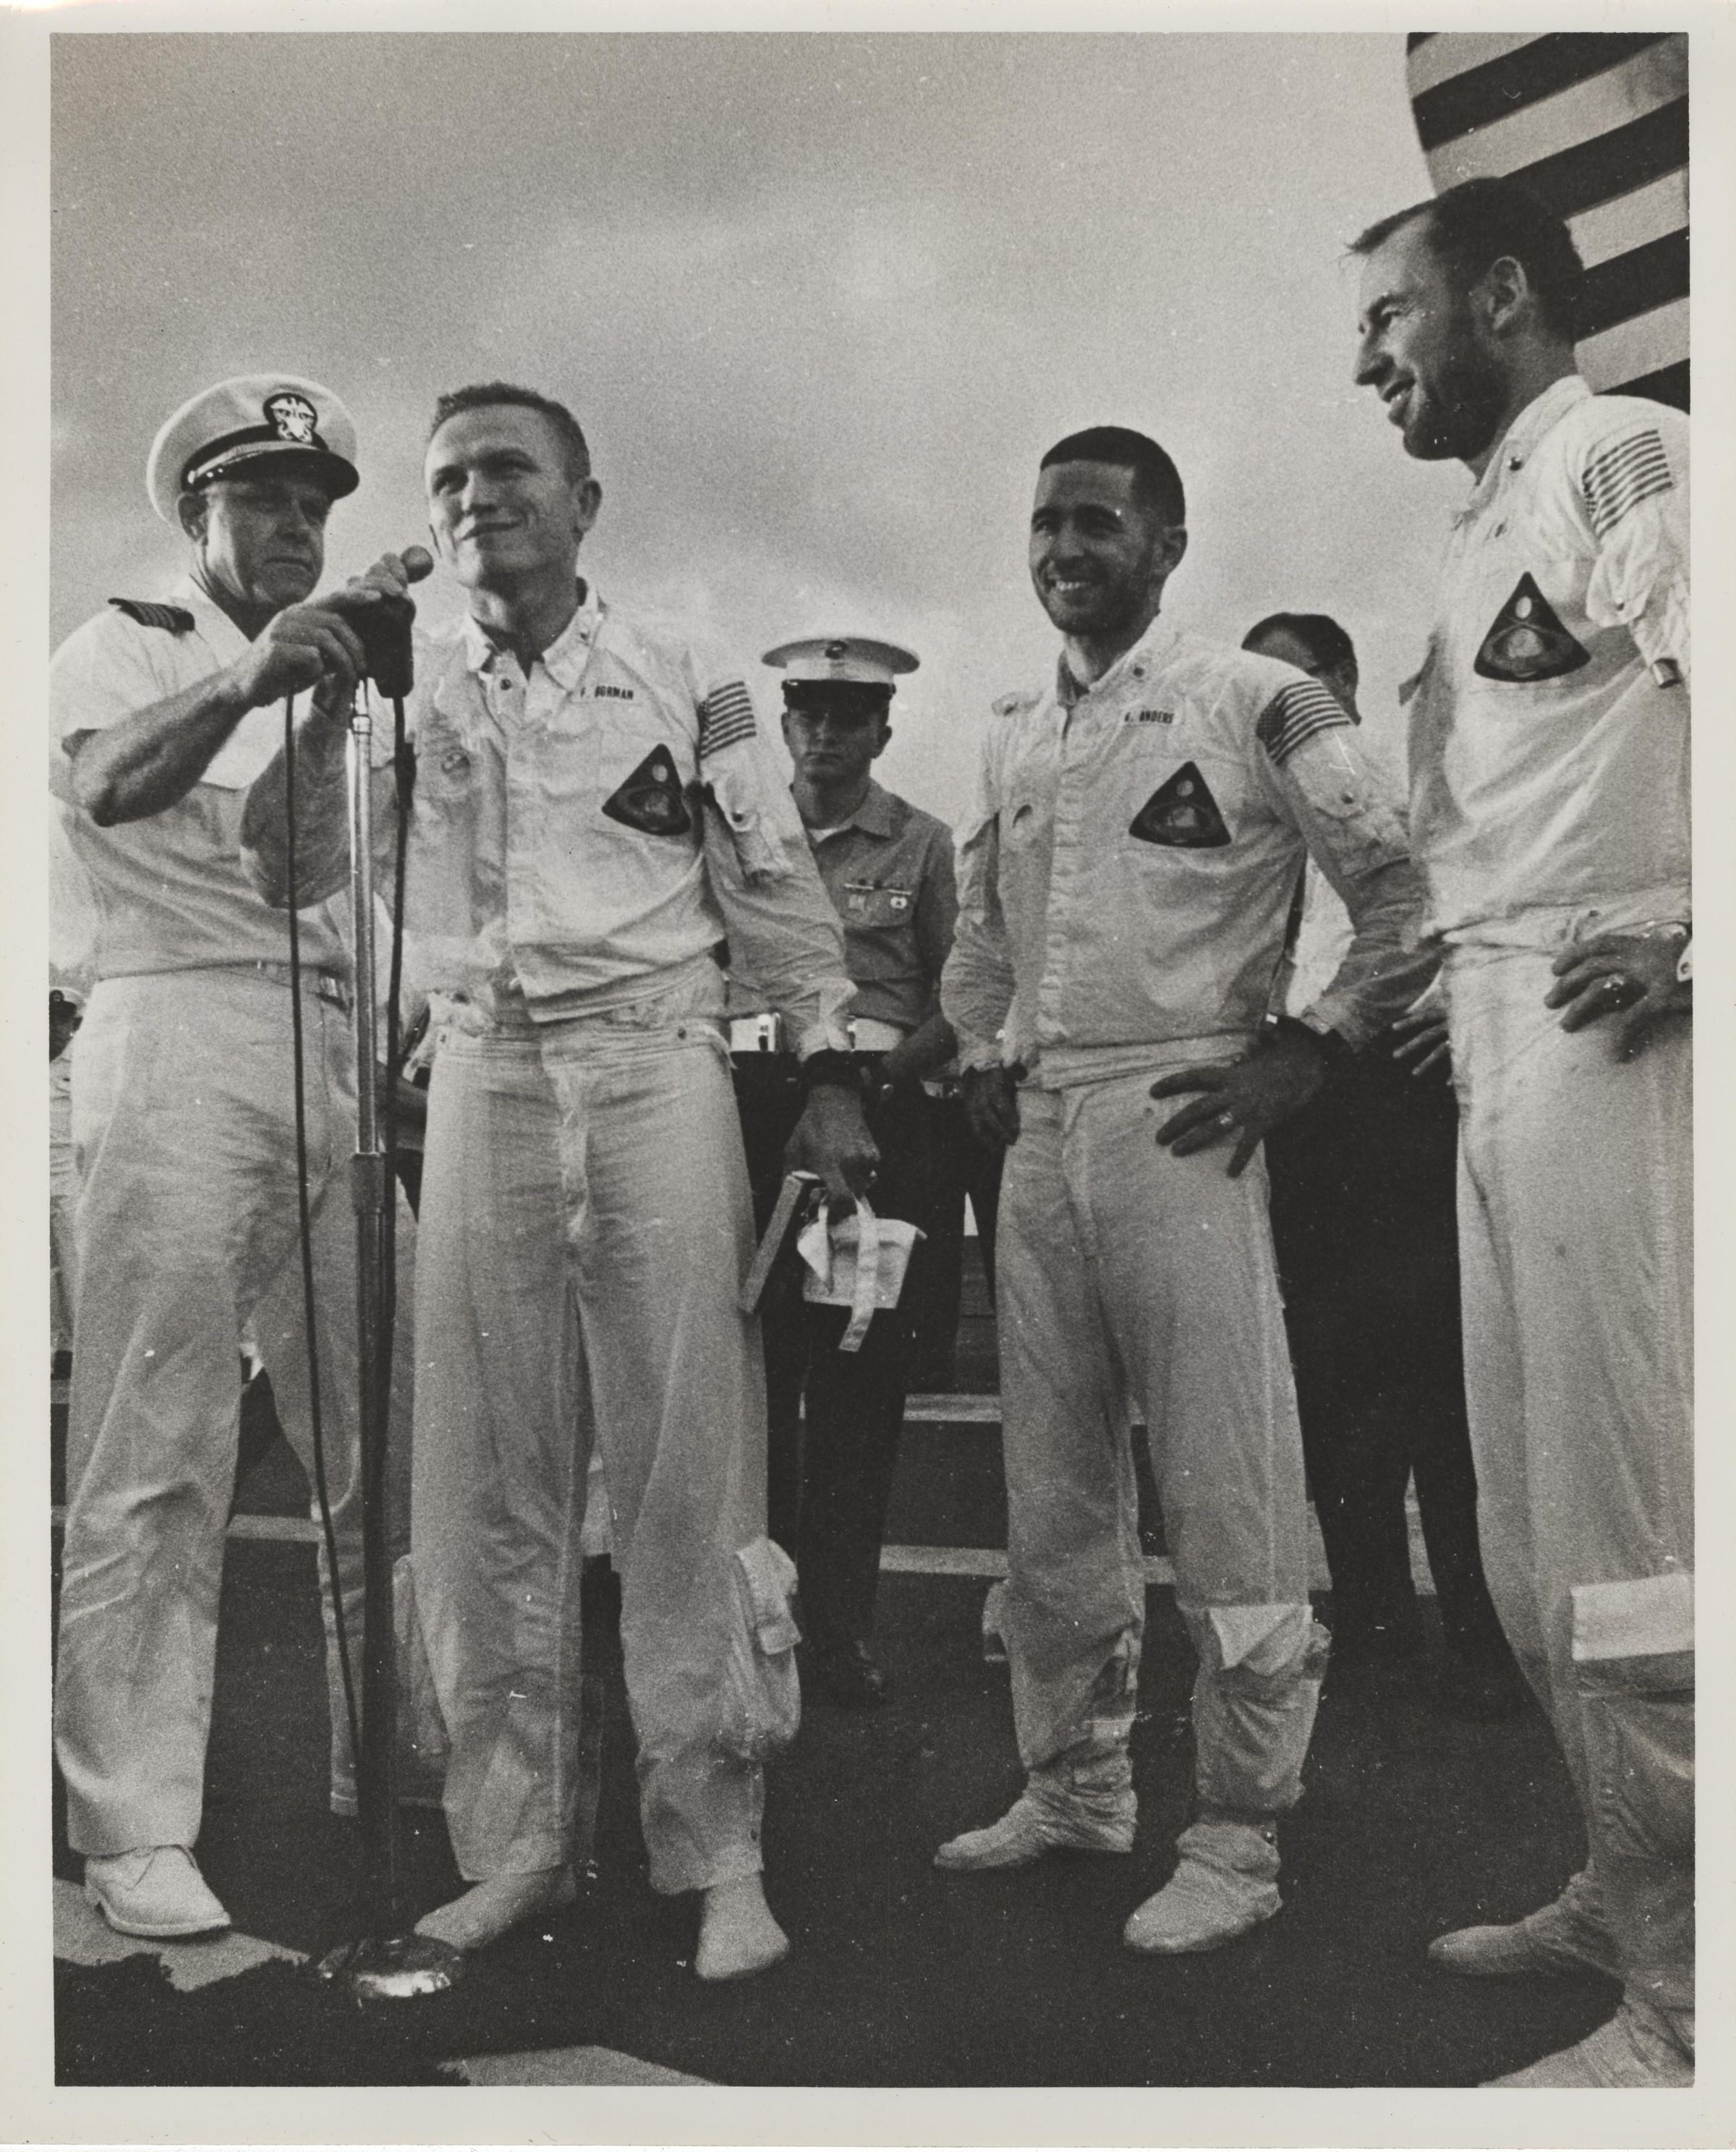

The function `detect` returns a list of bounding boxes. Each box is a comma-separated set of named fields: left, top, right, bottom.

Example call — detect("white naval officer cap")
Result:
left=146, top=374, right=360, bottom=523
left=762, top=634, right=920, bottom=689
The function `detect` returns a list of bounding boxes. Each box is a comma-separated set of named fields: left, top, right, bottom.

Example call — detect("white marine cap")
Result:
left=146, top=373, right=360, bottom=522
left=762, top=634, right=920, bottom=689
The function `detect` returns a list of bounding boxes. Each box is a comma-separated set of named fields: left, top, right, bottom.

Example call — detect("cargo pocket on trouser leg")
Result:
left=718, top=1536, right=803, bottom=1761
left=1573, top=1576, right=1694, bottom=2018
left=1188, top=1604, right=1329, bottom=1816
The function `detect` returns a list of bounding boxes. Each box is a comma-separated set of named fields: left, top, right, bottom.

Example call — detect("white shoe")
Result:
left=935, top=1781, right=1136, bottom=1872
left=695, top=1875, right=790, bottom=1982
left=1429, top=1868, right=1620, bottom=1981
left=1487, top=1999, right=1693, bottom=2086
left=412, top=1867, right=575, bottom=1952
left=84, top=1846, right=231, bottom=1939
left=1123, top=1820, right=1280, bottom=1955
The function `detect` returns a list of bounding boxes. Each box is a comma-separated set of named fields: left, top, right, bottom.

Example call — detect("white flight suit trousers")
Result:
left=996, top=1066, right=1327, bottom=1818
left=1447, top=925, right=1693, bottom=2021
left=55, top=969, right=391, bottom=1858
left=411, top=992, right=793, bottom=1896
left=51, top=1055, right=79, bottom=1356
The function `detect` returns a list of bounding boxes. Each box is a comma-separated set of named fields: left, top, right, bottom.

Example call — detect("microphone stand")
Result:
left=316, top=681, right=461, bottom=2004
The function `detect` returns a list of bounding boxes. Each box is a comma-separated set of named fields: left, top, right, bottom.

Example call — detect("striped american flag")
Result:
left=699, top=679, right=759, bottom=759
left=1255, top=679, right=1352, bottom=769
left=1405, top=33, right=1688, bottom=410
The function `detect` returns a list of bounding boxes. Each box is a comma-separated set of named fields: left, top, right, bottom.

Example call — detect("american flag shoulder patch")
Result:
left=699, top=679, right=758, bottom=759
left=1255, top=679, right=1350, bottom=767
left=1583, top=429, right=1675, bottom=540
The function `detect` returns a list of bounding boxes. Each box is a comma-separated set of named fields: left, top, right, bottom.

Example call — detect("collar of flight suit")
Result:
left=1458, top=373, right=1592, bottom=523
left=459, top=577, right=601, bottom=689
left=1055, top=613, right=1183, bottom=710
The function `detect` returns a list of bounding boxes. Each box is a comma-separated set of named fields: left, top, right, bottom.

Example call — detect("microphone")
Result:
left=352, top=547, right=435, bottom=699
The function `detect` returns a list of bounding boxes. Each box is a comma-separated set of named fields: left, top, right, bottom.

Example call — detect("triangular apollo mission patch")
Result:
left=1128, top=761, right=1230, bottom=849
left=1473, top=574, right=1589, bottom=683
left=601, top=747, right=692, bottom=837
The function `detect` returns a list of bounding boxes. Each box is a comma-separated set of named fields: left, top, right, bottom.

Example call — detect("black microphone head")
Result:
left=401, top=545, right=434, bottom=583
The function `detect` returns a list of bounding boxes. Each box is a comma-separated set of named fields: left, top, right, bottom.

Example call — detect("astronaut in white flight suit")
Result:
left=244, top=382, right=875, bottom=1981
left=937, top=425, right=1434, bottom=1956
left=1352, top=174, right=1692, bottom=2087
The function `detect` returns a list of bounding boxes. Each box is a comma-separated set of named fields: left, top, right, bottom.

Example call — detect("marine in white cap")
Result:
left=51, top=373, right=410, bottom=1943
left=732, top=634, right=958, bottom=1709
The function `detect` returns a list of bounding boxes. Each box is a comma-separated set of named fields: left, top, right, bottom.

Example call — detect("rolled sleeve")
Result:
left=695, top=688, right=853, bottom=1057
left=239, top=702, right=399, bottom=912
left=1258, top=718, right=1436, bottom=1048
left=940, top=764, right=1016, bottom=1069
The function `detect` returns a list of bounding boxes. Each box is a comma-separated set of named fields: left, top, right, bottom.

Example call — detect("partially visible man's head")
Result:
left=423, top=383, right=600, bottom=591
left=428, top=383, right=592, bottom=485
left=1030, top=426, right=1188, bottom=646
left=179, top=472, right=339, bottom=616
left=780, top=680, right=894, bottom=792
left=150, top=374, right=359, bottom=614
left=763, top=634, right=917, bottom=796
left=1351, top=177, right=1582, bottom=464
left=1243, top=611, right=1359, bottom=718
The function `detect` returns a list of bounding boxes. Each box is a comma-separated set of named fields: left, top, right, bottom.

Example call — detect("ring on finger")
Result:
left=1603, top=972, right=1630, bottom=998
left=1216, top=1110, right=1235, bottom=1130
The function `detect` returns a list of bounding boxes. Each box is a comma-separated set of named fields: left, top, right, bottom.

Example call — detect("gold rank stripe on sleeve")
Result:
left=107, top=598, right=196, bottom=634
left=1254, top=679, right=1351, bottom=768
left=699, top=679, right=759, bottom=759
left=1582, top=428, right=1675, bottom=539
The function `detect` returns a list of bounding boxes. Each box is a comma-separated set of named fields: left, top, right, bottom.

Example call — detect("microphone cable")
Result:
left=378, top=693, right=413, bottom=1434
left=282, top=689, right=362, bottom=1783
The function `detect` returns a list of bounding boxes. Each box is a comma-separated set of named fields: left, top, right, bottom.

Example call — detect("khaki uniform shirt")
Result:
left=794, top=781, right=956, bottom=1032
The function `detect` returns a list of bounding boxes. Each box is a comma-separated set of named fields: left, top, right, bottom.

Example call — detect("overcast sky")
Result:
left=51, top=31, right=1465, bottom=818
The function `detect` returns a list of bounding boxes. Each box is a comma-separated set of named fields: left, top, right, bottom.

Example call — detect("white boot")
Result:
left=936, top=1754, right=1136, bottom=1871
left=1123, top=1819, right=1280, bottom=1955
left=1429, top=1868, right=1620, bottom=1980
left=413, top=1866, right=574, bottom=1952
left=1487, top=1997, right=1692, bottom=2086
left=695, top=1874, right=789, bottom=1981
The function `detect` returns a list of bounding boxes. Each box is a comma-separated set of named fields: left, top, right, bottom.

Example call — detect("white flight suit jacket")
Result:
left=944, top=616, right=1433, bottom=1084
left=1405, top=373, right=1689, bottom=943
